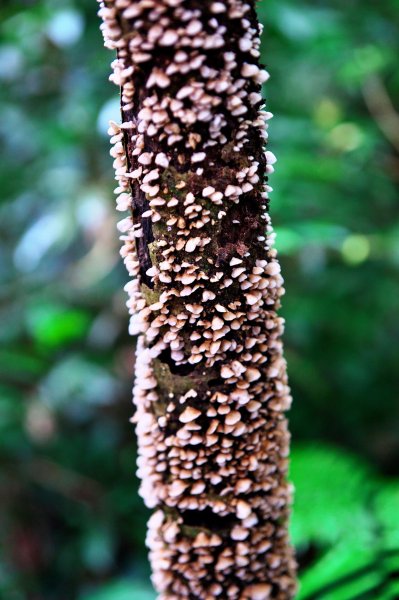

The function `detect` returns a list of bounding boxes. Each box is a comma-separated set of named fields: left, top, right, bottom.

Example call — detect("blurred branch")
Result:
left=363, top=75, right=399, bottom=152
left=28, top=458, right=104, bottom=506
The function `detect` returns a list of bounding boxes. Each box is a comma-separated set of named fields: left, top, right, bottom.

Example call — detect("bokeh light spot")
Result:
left=46, top=9, right=84, bottom=47
left=342, top=234, right=370, bottom=265
left=328, top=122, right=364, bottom=152
left=314, top=98, right=341, bottom=129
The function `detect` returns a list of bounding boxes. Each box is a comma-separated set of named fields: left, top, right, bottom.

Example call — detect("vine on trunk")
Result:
left=98, top=0, right=296, bottom=597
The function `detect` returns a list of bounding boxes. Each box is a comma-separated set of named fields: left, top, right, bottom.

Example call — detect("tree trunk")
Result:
left=98, top=0, right=296, bottom=598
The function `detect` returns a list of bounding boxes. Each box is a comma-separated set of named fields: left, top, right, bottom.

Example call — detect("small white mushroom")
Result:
left=191, top=152, right=206, bottom=163
left=211, top=316, right=224, bottom=331
left=169, top=480, right=189, bottom=498
left=236, top=500, right=251, bottom=519
left=266, top=262, right=281, bottom=275
left=155, top=153, right=169, bottom=168
left=191, top=482, right=206, bottom=495
left=179, top=406, right=201, bottom=423
left=202, top=186, right=215, bottom=197
left=239, top=38, right=252, bottom=52
left=265, top=150, right=277, bottom=165
left=210, top=2, right=226, bottom=13
left=225, top=411, right=241, bottom=426
left=246, top=367, right=261, bottom=382
left=231, top=268, right=246, bottom=279
left=225, top=184, right=237, bottom=197
left=231, top=525, right=249, bottom=541
left=185, top=238, right=200, bottom=252
left=186, top=20, right=202, bottom=36
left=221, top=366, right=235, bottom=379
left=245, top=584, right=272, bottom=600
left=245, top=293, right=260, bottom=305
left=229, top=257, right=243, bottom=266
left=138, top=152, right=153, bottom=165
left=159, top=30, right=178, bottom=46
left=202, top=290, right=216, bottom=302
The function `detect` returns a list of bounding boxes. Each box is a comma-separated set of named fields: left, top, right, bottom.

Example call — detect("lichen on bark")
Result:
left=98, top=0, right=297, bottom=598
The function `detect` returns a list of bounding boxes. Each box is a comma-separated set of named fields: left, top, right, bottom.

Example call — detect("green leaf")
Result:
left=374, top=482, right=399, bottom=551
left=290, top=445, right=375, bottom=547
left=298, top=541, right=381, bottom=599
left=26, top=303, right=91, bottom=348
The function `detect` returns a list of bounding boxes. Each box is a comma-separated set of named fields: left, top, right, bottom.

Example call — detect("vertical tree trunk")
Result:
left=98, top=1, right=296, bottom=597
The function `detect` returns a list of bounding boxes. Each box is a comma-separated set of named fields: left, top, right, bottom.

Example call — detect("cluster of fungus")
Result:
left=98, top=0, right=296, bottom=597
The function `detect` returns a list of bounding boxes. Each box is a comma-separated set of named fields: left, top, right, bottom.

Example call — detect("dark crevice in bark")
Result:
left=122, top=104, right=155, bottom=288
left=180, top=508, right=236, bottom=532
left=131, top=185, right=154, bottom=286
left=116, top=10, right=155, bottom=288
left=157, top=347, right=196, bottom=376
left=207, top=376, right=224, bottom=388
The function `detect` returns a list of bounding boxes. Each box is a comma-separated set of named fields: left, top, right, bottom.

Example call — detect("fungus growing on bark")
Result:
left=98, top=0, right=296, bottom=597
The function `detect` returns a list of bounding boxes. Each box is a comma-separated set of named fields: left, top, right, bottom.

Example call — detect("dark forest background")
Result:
left=1, top=1, right=399, bottom=598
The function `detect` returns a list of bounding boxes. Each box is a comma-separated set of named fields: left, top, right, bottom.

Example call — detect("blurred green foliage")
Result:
left=290, top=446, right=399, bottom=599
left=0, top=0, right=398, bottom=598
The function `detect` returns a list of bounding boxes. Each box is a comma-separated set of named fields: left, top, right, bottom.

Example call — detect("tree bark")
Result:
left=98, top=1, right=296, bottom=598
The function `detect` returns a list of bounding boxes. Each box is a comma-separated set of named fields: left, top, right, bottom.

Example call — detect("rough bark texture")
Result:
left=98, top=1, right=296, bottom=598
